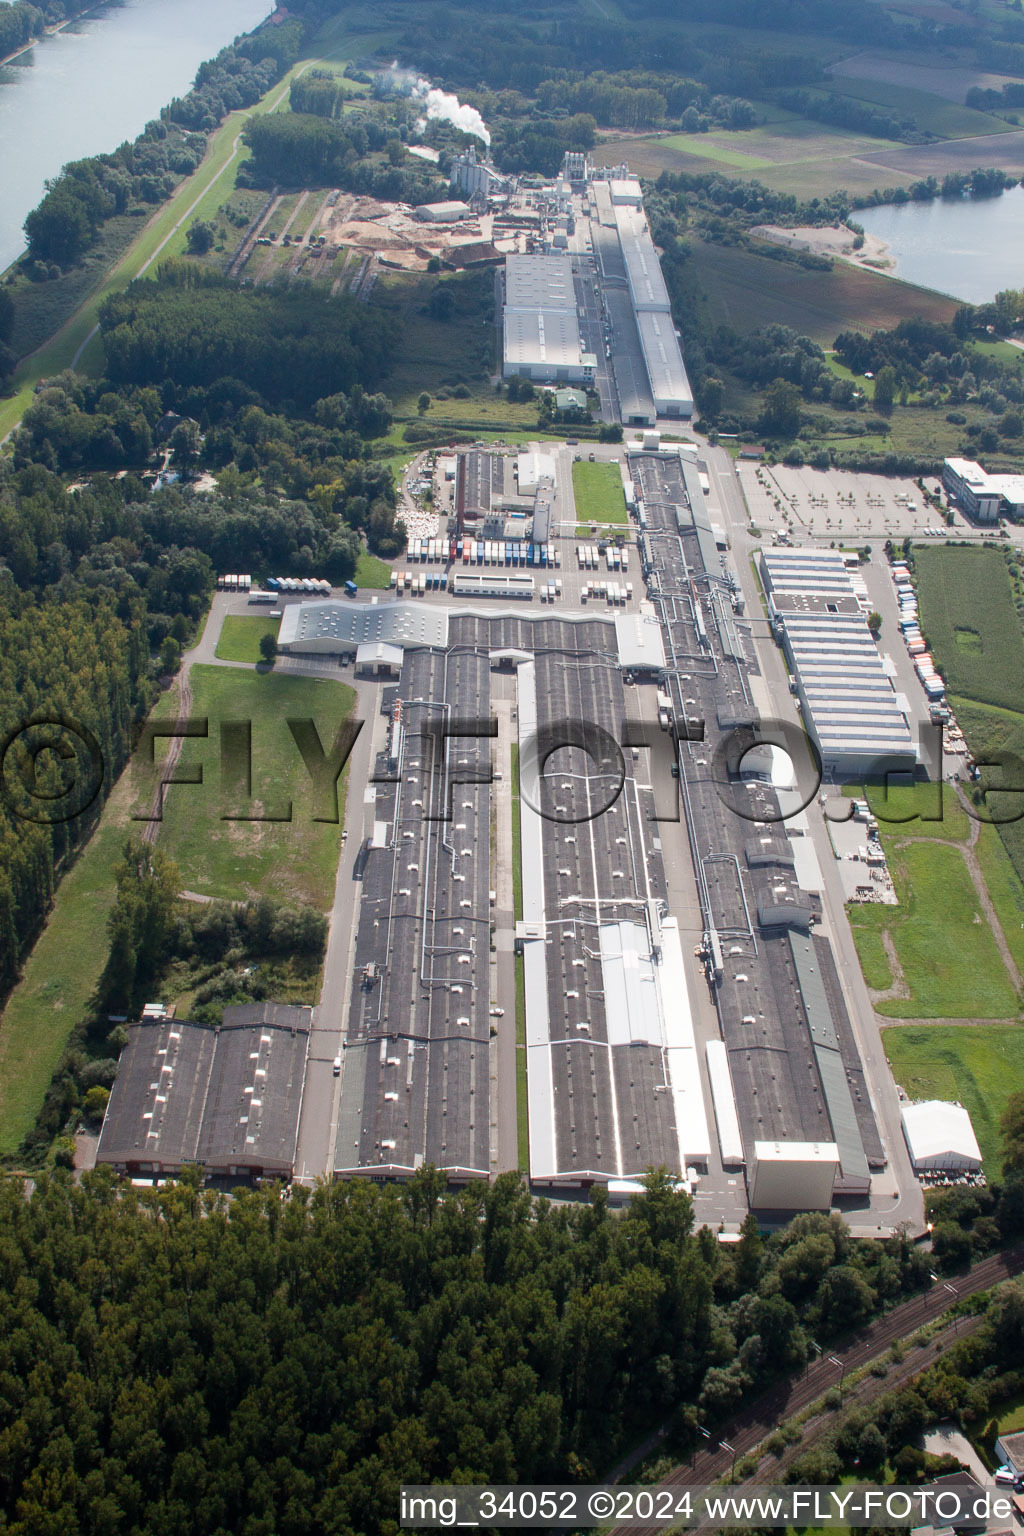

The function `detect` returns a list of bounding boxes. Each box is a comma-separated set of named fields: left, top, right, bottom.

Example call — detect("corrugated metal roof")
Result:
left=789, top=933, right=869, bottom=1181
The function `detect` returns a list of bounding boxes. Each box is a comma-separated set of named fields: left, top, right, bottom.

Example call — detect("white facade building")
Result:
left=760, top=549, right=916, bottom=779
left=901, top=1101, right=982, bottom=1172
left=750, top=1141, right=840, bottom=1210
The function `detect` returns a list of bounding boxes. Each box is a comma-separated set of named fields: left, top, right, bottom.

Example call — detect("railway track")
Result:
left=610, top=1248, right=1024, bottom=1536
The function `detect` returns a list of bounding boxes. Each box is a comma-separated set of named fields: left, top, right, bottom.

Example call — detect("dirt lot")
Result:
left=751, top=223, right=896, bottom=273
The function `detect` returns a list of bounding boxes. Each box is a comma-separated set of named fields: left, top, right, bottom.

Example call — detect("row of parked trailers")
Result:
left=216, top=574, right=252, bottom=591
left=582, top=580, right=632, bottom=605
left=407, top=537, right=561, bottom=568
left=892, top=561, right=946, bottom=701
left=266, top=577, right=332, bottom=595
left=576, top=543, right=630, bottom=572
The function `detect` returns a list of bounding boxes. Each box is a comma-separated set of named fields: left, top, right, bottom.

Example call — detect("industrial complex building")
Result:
left=498, top=163, right=693, bottom=423
left=502, top=252, right=596, bottom=385
left=760, top=548, right=917, bottom=780
left=942, top=456, right=1024, bottom=522
left=96, top=1005, right=310, bottom=1180
left=267, top=447, right=884, bottom=1210
left=632, top=450, right=882, bottom=1204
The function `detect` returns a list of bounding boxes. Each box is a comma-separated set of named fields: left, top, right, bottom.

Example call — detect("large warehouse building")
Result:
left=502, top=252, right=595, bottom=384
left=760, top=549, right=916, bottom=780
left=96, top=1004, right=310, bottom=1181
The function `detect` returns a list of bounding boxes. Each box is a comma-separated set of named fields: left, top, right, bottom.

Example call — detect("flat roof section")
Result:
left=613, top=204, right=672, bottom=313
left=97, top=1007, right=310, bottom=1177
left=636, top=309, right=693, bottom=415
left=504, top=251, right=577, bottom=313
left=504, top=308, right=587, bottom=373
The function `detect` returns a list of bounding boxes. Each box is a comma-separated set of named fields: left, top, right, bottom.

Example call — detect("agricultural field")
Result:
left=690, top=239, right=957, bottom=346
left=828, top=51, right=1023, bottom=104
left=862, top=128, right=1024, bottom=179
left=820, top=76, right=1012, bottom=140
left=572, top=460, right=628, bottom=525
left=881, top=1024, right=1024, bottom=1170
left=847, top=839, right=1020, bottom=1018
left=914, top=546, right=1024, bottom=714
left=215, top=615, right=280, bottom=663
left=147, top=665, right=355, bottom=908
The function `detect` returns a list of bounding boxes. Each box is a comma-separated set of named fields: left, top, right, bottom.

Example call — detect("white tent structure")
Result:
left=901, top=1101, right=982, bottom=1172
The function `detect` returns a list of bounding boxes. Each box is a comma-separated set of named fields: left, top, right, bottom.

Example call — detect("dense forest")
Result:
left=0, top=588, right=149, bottom=989
left=0, top=259, right=404, bottom=1006
left=99, top=264, right=395, bottom=410
left=240, top=110, right=445, bottom=203
left=0, top=1166, right=965, bottom=1534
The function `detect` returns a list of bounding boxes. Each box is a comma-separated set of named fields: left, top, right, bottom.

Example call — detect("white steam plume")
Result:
left=379, top=63, right=491, bottom=146
left=411, top=79, right=490, bottom=146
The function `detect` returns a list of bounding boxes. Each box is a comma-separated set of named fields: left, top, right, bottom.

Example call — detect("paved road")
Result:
left=293, top=673, right=383, bottom=1183
left=609, top=1246, right=1024, bottom=1527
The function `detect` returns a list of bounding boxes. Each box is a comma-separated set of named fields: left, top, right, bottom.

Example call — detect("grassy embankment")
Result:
left=0, top=662, right=354, bottom=1156
left=510, top=742, right=528, bottom=1172
left=0, top=19, right=398, bottom=439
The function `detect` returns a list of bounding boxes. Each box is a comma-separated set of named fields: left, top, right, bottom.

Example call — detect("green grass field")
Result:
left=572, top=460, right=627, bottom=525
left=976, top=820, right=1024, bottom=977
left=214, top=615, right=280, bottom=663
left=845, top=781, right=970, bottom=839
left=848, top=840, right=1019, bottom=1018
left=914, top=546, right=1024, bottom=714
left=0, top=777, right=136, bottom=1158
left=355, top=552, right=392, bottom=588
left=656, top=135, right=773, bottom=170
left=148, top=665, right=354, bottom=908
left=881, top=1024, right=1024, bottom=1169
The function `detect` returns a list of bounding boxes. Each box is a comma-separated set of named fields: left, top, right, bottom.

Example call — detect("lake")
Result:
left=0, top=0, right=271, bottom=276
left=858, top=185, right=1024, bottom=306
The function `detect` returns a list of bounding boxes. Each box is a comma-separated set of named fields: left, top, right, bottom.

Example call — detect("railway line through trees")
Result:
left=610, top=1246, right=1024, bottom=1536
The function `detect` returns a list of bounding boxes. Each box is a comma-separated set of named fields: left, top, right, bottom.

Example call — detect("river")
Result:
left=857, top=185, right=1024, bottom=306
left=0, top=0, right=272, bottom=276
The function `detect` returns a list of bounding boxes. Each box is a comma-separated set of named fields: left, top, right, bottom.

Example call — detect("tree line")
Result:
left=0, top=0, right=98, bottom=62
left=0, top=1164, right=945, bottom=1534
left=18, top=23, right=304, bottom=274
left=0, top=586, right=150, bottom=991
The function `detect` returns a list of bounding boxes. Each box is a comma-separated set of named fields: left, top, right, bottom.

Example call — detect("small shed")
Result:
left=356, top=641, right=404, bottom=678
